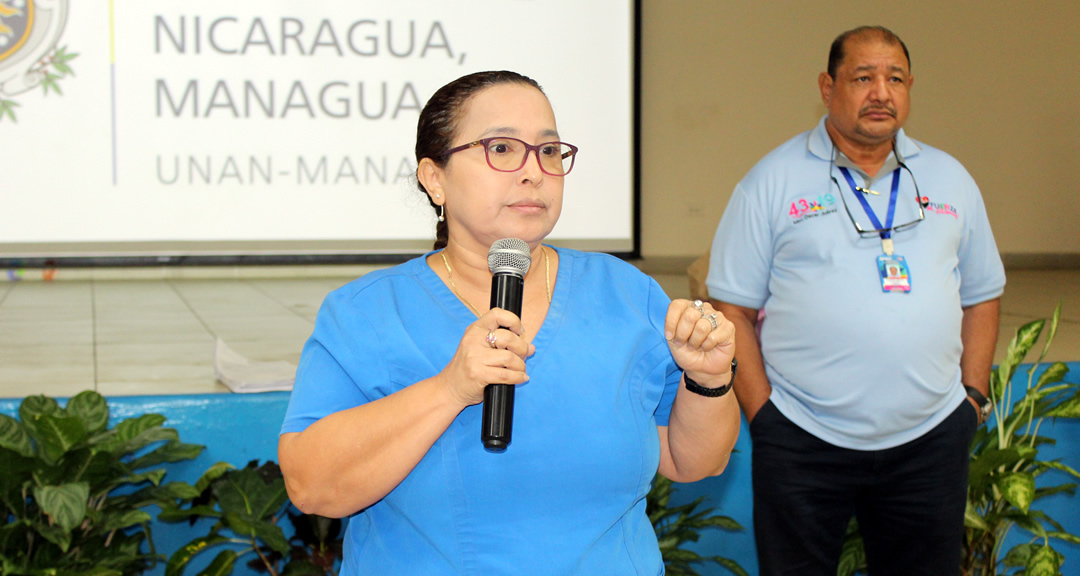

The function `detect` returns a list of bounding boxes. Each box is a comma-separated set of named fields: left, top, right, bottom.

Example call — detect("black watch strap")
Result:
left=684, top=358, right=738, bottom=398
left=964, top=385, right=993, bottom=422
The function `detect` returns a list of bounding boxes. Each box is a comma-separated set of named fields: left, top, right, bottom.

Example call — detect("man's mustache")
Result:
left=860, top=106, right=897, bottom=117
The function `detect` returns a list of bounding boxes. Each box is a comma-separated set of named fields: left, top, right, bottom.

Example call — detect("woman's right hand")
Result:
left=438, top=308, right=535, bottom=407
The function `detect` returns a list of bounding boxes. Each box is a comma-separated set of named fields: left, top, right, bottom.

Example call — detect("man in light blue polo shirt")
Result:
left=707, top=26, right=1005, bottom=576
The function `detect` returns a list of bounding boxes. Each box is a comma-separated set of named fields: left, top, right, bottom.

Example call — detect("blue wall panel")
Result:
left=3, top=364, right=1077, bottom=575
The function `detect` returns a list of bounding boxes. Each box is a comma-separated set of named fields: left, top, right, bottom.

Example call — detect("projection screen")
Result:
left=0, top=0, right=638, bottom=265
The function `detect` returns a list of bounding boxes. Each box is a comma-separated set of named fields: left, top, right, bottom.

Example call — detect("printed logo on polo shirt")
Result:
left=787, top=193, right=838, bottom=225
left=921, top=197, right=958, bottom=219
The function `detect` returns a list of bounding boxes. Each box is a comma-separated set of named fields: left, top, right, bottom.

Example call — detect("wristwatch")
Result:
left=684, top=359, right=738, bottom=398
left=964, top=385, right=993, bottom=424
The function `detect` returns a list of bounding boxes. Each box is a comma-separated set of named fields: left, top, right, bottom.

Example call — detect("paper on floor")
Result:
left=214, top=338, right=296, bottom=393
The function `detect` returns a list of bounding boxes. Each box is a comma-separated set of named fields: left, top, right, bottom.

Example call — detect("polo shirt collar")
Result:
left=807, top=115, right=921, bottom=177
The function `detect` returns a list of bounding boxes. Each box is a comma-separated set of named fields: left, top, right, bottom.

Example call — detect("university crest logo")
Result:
left=0, top=0, right=75, bottom=122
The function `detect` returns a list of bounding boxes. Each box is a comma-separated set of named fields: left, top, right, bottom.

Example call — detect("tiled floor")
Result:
left=0, top=269, right=1077, bottom=398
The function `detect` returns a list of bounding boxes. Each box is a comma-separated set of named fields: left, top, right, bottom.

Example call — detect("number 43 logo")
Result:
left=789, top=194, right=836, bottom=218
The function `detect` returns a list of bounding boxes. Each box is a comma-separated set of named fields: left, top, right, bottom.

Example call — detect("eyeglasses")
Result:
left=830, top=160, right=925, bottom=238
left=443, top=137, right=578, bottom=176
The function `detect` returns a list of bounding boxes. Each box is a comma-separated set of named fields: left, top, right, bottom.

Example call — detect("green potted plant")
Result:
left=839, top=304, right=1080, bottom=576
left=964, top=303, right=1080, bottom=575
left=647, top=473, right=748, bottom=576
left=0, top=391, right=204, bottom=575
left=161, top=460, right=343, bottom=576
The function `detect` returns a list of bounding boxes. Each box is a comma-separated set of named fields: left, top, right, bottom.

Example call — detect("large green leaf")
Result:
left=712, top=556, right=750, bottom=576
left=0, top=413, right=35, bottom=457
left=1007, top=319, right=1044, bottom=367
left=216, top=468, right=288, bottom=521
left=0, top=518, right=29, bottom=550
left=35, top=521, right=73, bottom=552
left=1038, top=460, right=1080, bottom=481
left=117, top=412, right=167, bottom=435
left=1045, top=393, right=1080, bottom=418
left=61, top=448, right=114, bottom=490
left=282, top=559, right=327, bottom=576
left=157, top=504, right=223, bottom=522
left=0, top=446, right=36, bottom=491
left=28, top=412, right=88, bottom=465
left=34, top=482, right=90, bottom=532
left=166, top=535, right=230, bottom=576
left=98, top=414, right=177, bottom=455
left=101, top=529, right=150, bottom=566
left=1003, top=384, right=1073, bottom=429
left=1003, top=510, right=1049, bottom=538
left=252, top=518, right=290, bottom=554
left=121, top=468, right=168, bottom=487
left=1035, top=362, right=1069, bottom=388
left=964, top=500, right=990, bottom=531
left=20, top=394, right=61, bottom=423
left=161, top=481, right=203, bottom=500
left=664, top=548, right=703, bottom=562
left=993, top=319, right=1044, bottom=397
left=110, top=480, right=202, bottom=511
left=65, top=391, right=110, bottom=434
left=1033, top=483, right=1077, bottom=501
left=215, top=472, right=255, bottom=516
left=132, top=441, right=205, bottom=470
left=223, top=510, right=256, bottom=537
left=88, top=532, right=153, bottom=575
left=1037, top=303, right=1062, bottom=363
left=1046, top=530, right=1080, bottom=545
left=195, top=462, right=235, bottom=493
left=997, top=472, right=1036, bottom=513
left=696, top=515, right=742, bottom=530
left=1003, top=542, right=1036, bottom=567
left=1026, top=544, right=1063, bottom=576
left=837, top=530, right=867, bottom=576
left=197, top=549, right=238, bottom=576
left=969, top=446, right=1037, bottom=494
left=97, top=509, right=152, bottom=533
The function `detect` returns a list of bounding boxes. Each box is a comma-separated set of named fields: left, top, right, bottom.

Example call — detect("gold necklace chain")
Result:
left=441, top=251, right=482, bottom=316
left=441, top=247, right=552, bottom=318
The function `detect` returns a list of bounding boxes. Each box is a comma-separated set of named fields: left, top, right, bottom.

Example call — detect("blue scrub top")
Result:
left=283, top=247, right=679, bottom=575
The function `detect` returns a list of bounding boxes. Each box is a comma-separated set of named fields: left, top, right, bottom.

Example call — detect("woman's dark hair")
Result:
left=415, top=71, right=544, bottom=249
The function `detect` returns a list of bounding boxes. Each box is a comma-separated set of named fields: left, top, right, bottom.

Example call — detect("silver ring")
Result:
left=705, top=313, right=718, bottom=330
left=692, top=299, right=705, bottom=317
left=485, top=330, right=498, bottom=349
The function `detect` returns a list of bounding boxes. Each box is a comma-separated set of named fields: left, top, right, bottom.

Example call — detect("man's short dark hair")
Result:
left=827, top=26, right=911, bottom=79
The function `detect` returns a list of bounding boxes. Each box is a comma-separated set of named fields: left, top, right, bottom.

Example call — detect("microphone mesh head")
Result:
left=488, top=238, right=531, bottom=277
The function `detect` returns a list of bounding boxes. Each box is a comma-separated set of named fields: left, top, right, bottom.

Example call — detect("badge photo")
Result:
left=877, top=255, right=911, bottom=293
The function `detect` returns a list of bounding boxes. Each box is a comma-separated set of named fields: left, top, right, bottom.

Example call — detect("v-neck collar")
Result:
left=419, top=246, right=568, bottom=357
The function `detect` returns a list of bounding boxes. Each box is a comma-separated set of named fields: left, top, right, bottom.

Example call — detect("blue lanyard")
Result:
left=839, top=167, right=901, bottom=239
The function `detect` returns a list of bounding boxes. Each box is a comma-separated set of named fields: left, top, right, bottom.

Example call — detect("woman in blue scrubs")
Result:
left=279, top=71, right=740, bottom=575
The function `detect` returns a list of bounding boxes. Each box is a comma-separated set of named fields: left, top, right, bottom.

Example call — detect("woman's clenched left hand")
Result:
left=664, top=299, right=736, bottom=386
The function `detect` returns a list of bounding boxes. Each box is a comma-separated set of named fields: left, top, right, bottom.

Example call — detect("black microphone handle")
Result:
left=482, top=272, right=524, bottom=452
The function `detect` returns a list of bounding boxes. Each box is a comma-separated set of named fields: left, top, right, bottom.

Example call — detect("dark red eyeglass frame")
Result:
left=442, top=137, right=579, bottom=176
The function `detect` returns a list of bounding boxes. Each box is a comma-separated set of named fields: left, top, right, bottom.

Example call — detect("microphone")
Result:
left=482, top=238, right=531, bottom=452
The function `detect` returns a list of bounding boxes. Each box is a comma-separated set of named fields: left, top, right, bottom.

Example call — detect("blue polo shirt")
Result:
left=282, top=247, right=679, bottom=575
left=707, top=116, right=1005, bottom=450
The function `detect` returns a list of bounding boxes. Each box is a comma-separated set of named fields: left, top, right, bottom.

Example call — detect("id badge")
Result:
left=877, top=254, right=911, bottom=293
